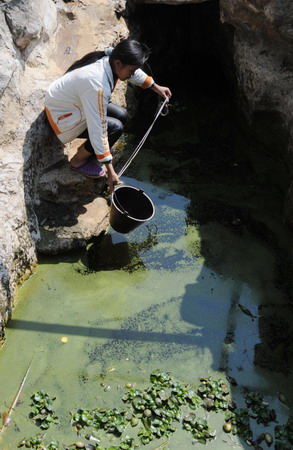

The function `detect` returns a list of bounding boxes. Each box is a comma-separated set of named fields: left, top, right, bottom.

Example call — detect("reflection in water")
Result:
left=80, top=225, right=158, bottom=273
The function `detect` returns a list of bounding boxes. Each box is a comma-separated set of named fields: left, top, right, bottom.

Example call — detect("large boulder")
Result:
left=4, top=0, right=57, bottom=53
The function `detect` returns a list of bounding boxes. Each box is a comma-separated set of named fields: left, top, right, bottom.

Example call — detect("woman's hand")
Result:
left=105, top=162, right=122, bottom=194
left=152, top=83, right=172, bottom=100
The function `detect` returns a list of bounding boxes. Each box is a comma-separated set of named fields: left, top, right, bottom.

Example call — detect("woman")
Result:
left=45, top=39, right=172, bottom=192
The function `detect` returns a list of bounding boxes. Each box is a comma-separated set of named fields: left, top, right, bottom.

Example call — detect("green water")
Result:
left=1, top=105, right=293, bottom=448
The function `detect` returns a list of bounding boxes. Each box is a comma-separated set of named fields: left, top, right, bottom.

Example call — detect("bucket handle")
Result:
left=112, top=188, right=129, bottom=216
left=112, top=186, right=145, bottom=216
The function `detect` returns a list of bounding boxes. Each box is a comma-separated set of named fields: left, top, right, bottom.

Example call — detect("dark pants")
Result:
left=78, top=103, right=128, bottom=155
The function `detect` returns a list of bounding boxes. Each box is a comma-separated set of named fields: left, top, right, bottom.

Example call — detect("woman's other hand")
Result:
left=152, top=83, right=172, bottom=100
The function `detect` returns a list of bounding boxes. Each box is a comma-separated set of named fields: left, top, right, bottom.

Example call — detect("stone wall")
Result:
left=219, top=0, right=293, bottom=226
left=0, top=0, right=59, bottom=341
left=0, top=0, right=128, bottom=341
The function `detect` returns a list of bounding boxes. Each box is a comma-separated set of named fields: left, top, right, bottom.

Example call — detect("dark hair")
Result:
left=64, top=39, right=150, bottom=74
left=65, top=50, right=105, bottom=74
left=109, top=39, right=151, bottom=66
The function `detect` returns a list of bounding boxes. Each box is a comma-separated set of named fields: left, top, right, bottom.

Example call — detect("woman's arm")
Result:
left=104, top=162, right=121, bottom=194
left=151, top=83, right=172, bottom=100
left=129, top=70, right=172, bottom=100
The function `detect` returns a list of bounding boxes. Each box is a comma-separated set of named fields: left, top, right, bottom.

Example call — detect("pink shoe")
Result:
left=70, top=160, right=105, bottom=178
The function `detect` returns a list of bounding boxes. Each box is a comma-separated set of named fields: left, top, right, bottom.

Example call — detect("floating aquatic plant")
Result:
left=182, top=416, right=216, bottom=444
left=197, top=376, right=230, bottom=412
left=71, top=408, right=128, bottom=436
left=274, top=421, right=293, bottom=449
left=224, top=408, right=253, bottom=442
left=245, top=391, right=277, bottom=425
left=122, top=370, right=201, bottom=444
left=29, top=391, right=59, bottom=430
left=15, top=371, right=293, bottom=449
left=17, top=434, right=59, bottom=449
left=66, top=436, right=138, bottom=450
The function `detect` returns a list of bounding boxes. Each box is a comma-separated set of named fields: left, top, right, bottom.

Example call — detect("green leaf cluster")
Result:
left=71, top=408, right=128, bottom=436
left=245, top=391, right=277, bottom=424
left=17, top=433, right=59, bottom=449
left=29, top=391, right=59, bottom=430
left=95, top=436, right=138, bottom=450
left=15, top=371, right=293, bottom=449
left=275, top=421, right=293, bottom=449
left=122, top=369, right=201, bottom=445
left=224, top=409, right=253, bottom=442
left=197, top=377, right=230, bottom=411
left=182, top=416, right=216, bottom=444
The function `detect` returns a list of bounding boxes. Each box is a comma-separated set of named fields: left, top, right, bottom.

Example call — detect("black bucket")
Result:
left=110, top=185, right=155, bottom=234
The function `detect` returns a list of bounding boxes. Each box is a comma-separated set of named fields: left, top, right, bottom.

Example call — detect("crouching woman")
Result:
left=45, top=39, right=171, bottom=193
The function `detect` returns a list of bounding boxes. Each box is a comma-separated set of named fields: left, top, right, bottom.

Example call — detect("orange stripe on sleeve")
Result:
left=97, top=89, right=110, bottom=153
left=45, top=107, right=61, bottom=135
left=141, top=75, right=154, bottom=89
left=96, top=150, right=111, bottom=161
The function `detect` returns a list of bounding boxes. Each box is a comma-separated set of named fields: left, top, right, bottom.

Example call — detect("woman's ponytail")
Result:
left=65, top=50, right=106, bottom=74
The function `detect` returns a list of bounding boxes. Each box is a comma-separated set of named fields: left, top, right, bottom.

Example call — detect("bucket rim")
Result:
left=112, top=184, right=155, bottom=221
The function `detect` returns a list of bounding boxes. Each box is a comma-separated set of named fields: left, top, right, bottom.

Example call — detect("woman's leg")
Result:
left=70, top=103, right=128, bottom=167
left=69, top=130, right=105, bottom=177
left=107, top=103, right=128, bottom=148
left=70, top=142, right=92, bottom=167
left=107, top=103, right=127, bottom=124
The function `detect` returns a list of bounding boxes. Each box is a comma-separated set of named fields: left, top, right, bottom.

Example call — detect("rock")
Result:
left=221, top=0, right=293, bottom=45
left=220, top=0, right=293, bottom=235
left=37, top=196, right=110, bottom=254
left=5, top=0, right=58, bottom=53
left=38, top=163, right=108, bottom=204
left=0, top=13, right=19, bottom=97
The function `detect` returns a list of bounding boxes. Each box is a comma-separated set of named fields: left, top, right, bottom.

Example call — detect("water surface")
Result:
left=1, top=109, right=293, bottom=449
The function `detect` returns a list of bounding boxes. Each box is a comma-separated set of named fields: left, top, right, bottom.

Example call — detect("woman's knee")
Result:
left=107, top=103, right=128, bottom=124
left=107, top=117, right=124, bottom=136
left=118, top=106, right=128, bottom=124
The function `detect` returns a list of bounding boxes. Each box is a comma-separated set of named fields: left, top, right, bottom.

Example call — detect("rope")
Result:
left=95, top=98, right=169, bottom=230
left=117, top=98, right=169, bottom=178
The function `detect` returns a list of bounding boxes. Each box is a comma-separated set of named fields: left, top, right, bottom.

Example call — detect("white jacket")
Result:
left=45, top=53, right=154, bottom=163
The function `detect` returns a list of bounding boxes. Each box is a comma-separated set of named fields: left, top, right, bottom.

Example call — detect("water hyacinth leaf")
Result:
left=132, top=396, right=144, bottom=410
left=198, top=386, right=206, bottom=394
left=183, top=412, right=196, bottom=422
left=116, top=424, right=125, bottom=434
left=158, top=390, right=168, bottom=401
left=131, top=418, right=139, bottom=427
left=124, top=410, right=133, bottom=421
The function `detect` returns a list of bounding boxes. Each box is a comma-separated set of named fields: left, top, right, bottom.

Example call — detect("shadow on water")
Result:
left=7, top=318, right=204, bottom=347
